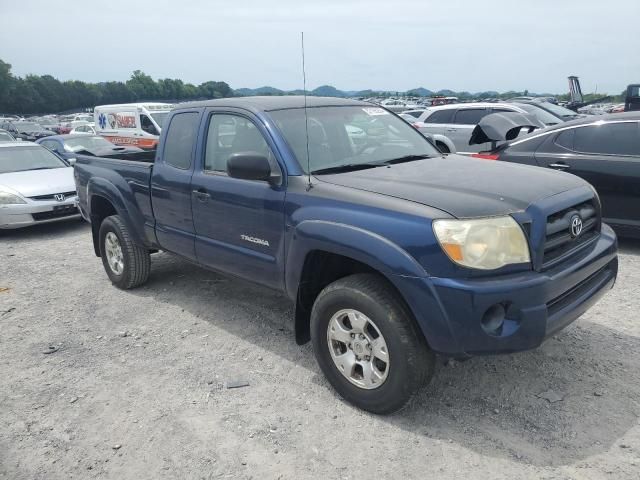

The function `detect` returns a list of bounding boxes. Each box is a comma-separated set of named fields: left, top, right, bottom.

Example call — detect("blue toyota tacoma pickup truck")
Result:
left=75, top=97, right=618, bottom=413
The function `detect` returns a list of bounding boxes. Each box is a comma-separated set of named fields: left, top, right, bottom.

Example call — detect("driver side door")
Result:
left=191, top=110, right=287, bottom=290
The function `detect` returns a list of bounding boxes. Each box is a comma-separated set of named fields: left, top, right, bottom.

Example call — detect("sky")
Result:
left=1, top=0, right=638, bottom=95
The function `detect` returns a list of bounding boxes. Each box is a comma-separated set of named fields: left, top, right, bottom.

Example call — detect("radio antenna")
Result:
left=301, top=32, right=312, bottom=189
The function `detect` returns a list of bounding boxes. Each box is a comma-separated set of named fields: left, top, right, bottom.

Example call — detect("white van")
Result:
left=94, top=103, right=173, bottom=150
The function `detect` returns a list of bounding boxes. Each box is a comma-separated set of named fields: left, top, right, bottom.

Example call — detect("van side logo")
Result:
left=241, top=235, right=270, bottom=247
left=570, top=215, right=583, bottom=238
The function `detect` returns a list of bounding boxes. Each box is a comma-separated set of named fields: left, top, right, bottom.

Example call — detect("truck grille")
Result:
left=32, top=205, right=79, bottom=221
left=542, top=199, right=599, bottom=268
left=29, top=191, right=77, bottom=201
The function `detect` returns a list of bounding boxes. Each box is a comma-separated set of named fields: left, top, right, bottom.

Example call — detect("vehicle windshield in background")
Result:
left=150, top=112, right=169, bottom=128
left=518, top=104, right=562, bottom=125
left=535, top=101, right=581, bottom=120
left=65, top=136, right=114, bottom=152
left=269, top=106, right=439, bottom=174
left=0, top=146, right=68, bottom=173
left=15, top=122, right=47, bottom=133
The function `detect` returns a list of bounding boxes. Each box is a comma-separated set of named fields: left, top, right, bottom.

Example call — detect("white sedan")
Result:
left=0, top=142, right=80, bottom=229
left=70, top=123, right=97, bottom=135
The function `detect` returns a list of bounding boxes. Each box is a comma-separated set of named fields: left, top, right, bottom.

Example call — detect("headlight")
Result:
left=0, top=191, right=27, bottom=205
left=433, top=216, right=530, bottom=270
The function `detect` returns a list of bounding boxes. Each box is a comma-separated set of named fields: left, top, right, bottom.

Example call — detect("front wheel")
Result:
left=310, top=274, right=435, bottom=414
left=98, top=215, right=150, bottom=289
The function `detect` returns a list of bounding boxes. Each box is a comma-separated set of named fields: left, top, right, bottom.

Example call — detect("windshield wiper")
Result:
left=311, top=163, right=384, bottom=175
left=382, top=154, right=432, bottom=165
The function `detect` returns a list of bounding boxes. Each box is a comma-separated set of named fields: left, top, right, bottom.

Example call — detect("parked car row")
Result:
left=0, top=120, right=55, bottom=141
left=403, top=101, right=566, bottom=153
left=0, top=142, right=79, bottom=229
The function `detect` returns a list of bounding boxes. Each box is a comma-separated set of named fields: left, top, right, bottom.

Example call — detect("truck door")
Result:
left=150, top=110, right=201, bottom=260
left=190, top=110, right=286, bottom=290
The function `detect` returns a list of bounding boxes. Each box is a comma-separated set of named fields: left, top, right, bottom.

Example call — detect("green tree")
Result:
left=126, top=70, right=160, bottom=100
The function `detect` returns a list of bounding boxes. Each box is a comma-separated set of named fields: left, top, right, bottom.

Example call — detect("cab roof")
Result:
left=175, top=96, right=372, bottom=113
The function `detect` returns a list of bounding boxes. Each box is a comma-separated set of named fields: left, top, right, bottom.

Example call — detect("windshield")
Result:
left=16, top=122, right=45, bottom=132
left=269, top=106, right=439, bottom=174
left=64, top=136, right=113, bottom=152
left=0, top=146, right=68, bottom=173
left=150, top=112, right=169, bottom=129
left=518, top=104, right=562, bottom=125
left=534, top=101, right=580, bottom=119
left=0, top=132, right=15, bottom=141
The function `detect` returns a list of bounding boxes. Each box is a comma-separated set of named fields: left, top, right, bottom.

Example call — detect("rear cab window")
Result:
left=162, top=112, right=200, bottom=169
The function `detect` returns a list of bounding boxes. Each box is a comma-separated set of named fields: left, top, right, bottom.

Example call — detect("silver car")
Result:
left=0, top=142, right=80, bottom=229
left=413, top=102, right=563, bottom=154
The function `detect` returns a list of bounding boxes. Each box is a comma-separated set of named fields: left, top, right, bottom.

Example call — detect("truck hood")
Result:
left=0, top=167, right=75, bottom=197
left=316, top=155, right=586, bottom=218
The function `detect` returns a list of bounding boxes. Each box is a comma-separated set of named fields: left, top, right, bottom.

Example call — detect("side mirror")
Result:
left=227, top=152, right=276, bottom=183
left=67, top=158, right=77, bottom=166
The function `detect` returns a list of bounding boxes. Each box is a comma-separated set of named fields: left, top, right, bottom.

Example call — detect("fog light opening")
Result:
left=481, top=303, right=506, bottom=336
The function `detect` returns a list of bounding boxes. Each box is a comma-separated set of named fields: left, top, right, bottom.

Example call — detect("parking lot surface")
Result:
left=1, top=222, right=639, bottom=479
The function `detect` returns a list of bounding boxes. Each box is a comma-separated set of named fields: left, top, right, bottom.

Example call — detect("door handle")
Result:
left=549, top=163, right=570, bottom=170
left=192, top=189, right=211, bottom=201
left=445, top=128, right=457, bottom=132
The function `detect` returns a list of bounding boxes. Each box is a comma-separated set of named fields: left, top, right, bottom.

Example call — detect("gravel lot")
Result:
left=1, top=221, right=639, bottom=479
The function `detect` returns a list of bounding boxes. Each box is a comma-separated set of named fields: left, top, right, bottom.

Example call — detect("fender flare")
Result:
left=285, top=220, right=427, bottom=299
left=87, top=178, right=147, bottom=255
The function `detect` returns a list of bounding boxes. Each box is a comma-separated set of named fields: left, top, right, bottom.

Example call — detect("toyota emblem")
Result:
left=570, top=214, right=583, bottom=238
left=54, top=194, right=65, bottom=202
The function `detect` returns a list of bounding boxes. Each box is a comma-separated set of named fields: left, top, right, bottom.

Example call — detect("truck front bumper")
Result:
left=394, top=224, right=618, bottom=357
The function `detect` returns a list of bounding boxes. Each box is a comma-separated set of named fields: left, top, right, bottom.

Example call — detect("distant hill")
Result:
left=311, top=85, right=347, bottom=97
left=233, top=85, right=560, bottom=100
left=406, top=87, right=433, bottom=97
left=234, top=86, right=285, bottom=96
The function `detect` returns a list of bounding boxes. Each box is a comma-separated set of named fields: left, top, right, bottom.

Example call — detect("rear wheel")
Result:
left=99, top=215, right=150, bottom=289
left=310, top=273, right=435, bottom=414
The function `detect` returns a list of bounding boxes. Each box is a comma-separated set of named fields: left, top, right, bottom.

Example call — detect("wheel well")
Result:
left=294, top=251, right=378, bottom=344
left=90, top=195, right=117, bottom=256
left=435, top=141, right=450, bottom=153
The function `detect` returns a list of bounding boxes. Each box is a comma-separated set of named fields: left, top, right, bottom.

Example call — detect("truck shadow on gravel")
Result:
left=129, top=252, right=639, bottom=468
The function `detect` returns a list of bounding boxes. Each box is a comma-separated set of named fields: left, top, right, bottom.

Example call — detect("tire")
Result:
left=310, top=273, right=435, bottom=414
left=436, top=141, right=450, bottom=154
left=98, top=215, right=150, bottom=289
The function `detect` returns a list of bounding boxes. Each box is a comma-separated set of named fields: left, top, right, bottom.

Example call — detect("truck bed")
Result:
left=74, top=153, right=156, bottom=246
